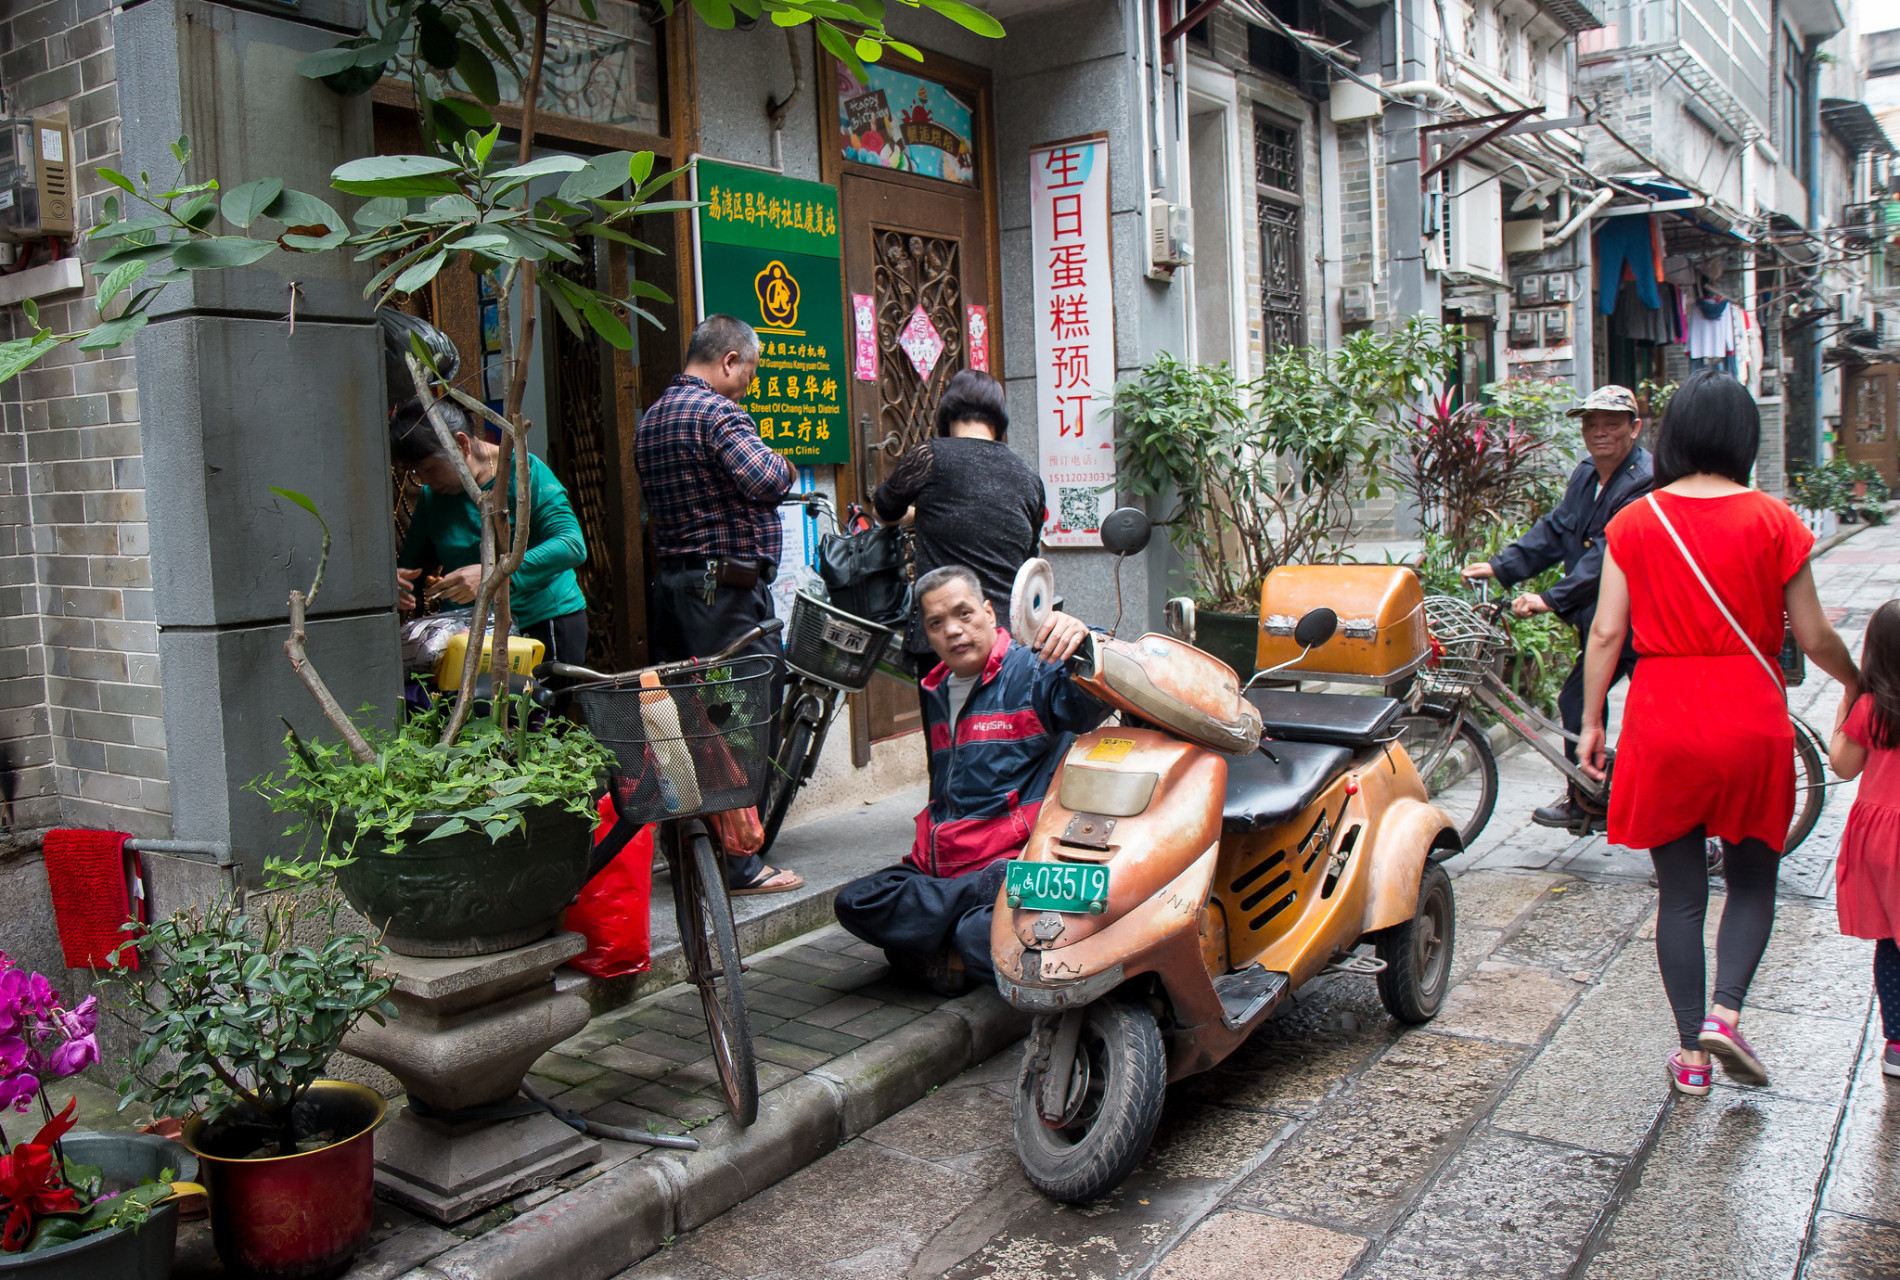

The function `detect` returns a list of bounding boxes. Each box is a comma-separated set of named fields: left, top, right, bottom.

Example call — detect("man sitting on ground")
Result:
left=834, top=565, right=1108, bottom=993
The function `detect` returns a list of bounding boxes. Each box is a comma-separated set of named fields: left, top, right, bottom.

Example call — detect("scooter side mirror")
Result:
left=1099, top=507, right=1153, bottom=557
left=1293, top=607, right=1338, bottom=650
left=1164, top=597, right=1196, bottom=644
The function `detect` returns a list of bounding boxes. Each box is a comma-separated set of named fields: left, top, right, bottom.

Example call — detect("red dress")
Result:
left=1837, top=696, right=1900, bottom=939
left=1605, top=490, right=1813, bottom=852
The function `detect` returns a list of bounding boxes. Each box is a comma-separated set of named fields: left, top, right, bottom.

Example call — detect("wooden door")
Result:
left=1843, top=365, right=1900, bottom=486
left=825, top=50, right=999, bottom=749
left=841, top=173, right=992, bottom=742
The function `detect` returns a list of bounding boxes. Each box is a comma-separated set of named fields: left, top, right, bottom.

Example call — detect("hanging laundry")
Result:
left=1614, top=276, right=1672, bottom=343
left=1596, top=219, right=1661, bottom=314
left=1687, top=297, right=1734, bottom=360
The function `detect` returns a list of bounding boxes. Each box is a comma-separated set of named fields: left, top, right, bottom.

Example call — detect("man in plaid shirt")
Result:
left=636, top=315, right=801, bottom=894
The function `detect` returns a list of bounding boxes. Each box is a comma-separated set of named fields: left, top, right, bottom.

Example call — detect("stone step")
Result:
left=559, top=783, right=925, bottom=1017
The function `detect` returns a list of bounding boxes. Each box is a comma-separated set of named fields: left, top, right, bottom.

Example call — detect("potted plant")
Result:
left=1112, top=321, right=1465, bottom=674
left=0, top=953, right=198, bottom=1279
left=106, top=857, right=395, bottom=1280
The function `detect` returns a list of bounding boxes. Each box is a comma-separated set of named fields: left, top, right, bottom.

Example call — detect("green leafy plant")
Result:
left=108, top=857, right=396, bottom=1155
left=253, top=702, right=613, bottom=855
left=1637, top=377, right=1677, bottom=420
left=1791, top=458, right=1891, bottom=525
left=1112, top=319, right=1466, bottom=611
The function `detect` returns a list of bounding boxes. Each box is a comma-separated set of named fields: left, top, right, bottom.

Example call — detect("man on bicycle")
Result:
left=833, top=565, right=1106, bottom=994
left=1462, top=384, right=1651, bottom=829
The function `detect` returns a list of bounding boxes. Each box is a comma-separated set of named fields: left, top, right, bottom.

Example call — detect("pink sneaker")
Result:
left=1668, top=1051, right=1712, bottom=1096
left=1698, top=1015, right=1769, bottom=1086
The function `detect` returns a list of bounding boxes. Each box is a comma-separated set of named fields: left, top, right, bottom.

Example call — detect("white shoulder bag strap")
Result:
left=1644, top=493, right=1786, bottom=701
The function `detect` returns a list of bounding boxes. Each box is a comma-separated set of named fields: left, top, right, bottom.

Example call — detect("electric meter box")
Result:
left=0, top=116, right=75, bottom=241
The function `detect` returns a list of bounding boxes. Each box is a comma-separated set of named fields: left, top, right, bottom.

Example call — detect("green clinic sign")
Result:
left=693, top=159, right=850, bottom=465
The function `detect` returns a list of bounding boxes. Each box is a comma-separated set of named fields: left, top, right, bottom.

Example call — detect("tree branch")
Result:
left=404, top=352, right=484, bottom=504
left=286, top=588, right=375, bottom=763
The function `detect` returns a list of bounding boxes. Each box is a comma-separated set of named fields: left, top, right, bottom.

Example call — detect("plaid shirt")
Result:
left=636, top=374, right=792, bottom=562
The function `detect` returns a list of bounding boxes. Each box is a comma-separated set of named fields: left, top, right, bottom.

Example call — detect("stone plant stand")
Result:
left=342, top=931, right=598, bottom=1222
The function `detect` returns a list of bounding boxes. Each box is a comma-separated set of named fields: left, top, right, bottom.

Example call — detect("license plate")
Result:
left=1005, top=860, right=1110, bottom=915
left=820, top=616, right=873, bottom=654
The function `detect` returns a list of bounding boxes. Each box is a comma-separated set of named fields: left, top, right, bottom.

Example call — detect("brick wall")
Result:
left=0, top=0, right=168, bottom=836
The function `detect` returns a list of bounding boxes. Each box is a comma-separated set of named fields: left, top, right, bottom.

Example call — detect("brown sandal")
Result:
left=729, top=865, right=805, bottom=896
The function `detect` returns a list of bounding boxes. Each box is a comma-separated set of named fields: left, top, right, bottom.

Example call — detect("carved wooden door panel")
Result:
left=1844, top=365, right=1900, bottom=485
left=842, top=170, right=991, bottom=743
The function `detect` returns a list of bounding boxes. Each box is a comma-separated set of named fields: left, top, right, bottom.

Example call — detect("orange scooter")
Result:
left=992, top=510, right=1461, bottom=1202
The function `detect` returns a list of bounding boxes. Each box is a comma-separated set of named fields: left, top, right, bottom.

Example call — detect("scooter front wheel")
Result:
left=1012, top=1000, right=1166, bottom=1203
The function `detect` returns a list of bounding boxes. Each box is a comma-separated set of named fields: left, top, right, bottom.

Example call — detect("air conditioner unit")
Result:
left=0, top=115, right=74, bottom=241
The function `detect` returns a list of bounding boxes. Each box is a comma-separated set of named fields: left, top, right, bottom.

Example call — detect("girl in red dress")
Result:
left=1829, top=600, right=1900, bottom=1078
left=1578, top=372, right=1859, bottom=1096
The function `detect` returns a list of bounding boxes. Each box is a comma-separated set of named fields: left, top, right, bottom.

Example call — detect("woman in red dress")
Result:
left=1578, top=372, right=1858, bottom=1096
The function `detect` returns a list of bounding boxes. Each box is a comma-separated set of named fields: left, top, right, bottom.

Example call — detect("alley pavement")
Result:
left=607, top=519, right=1900, bottom=1280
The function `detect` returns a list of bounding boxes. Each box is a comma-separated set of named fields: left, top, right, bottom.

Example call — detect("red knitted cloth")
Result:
left=41, top=829, right=139, bottom=971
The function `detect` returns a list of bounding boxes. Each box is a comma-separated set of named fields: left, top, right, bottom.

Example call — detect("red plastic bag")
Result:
left=563, top=794, right=654, bottom=978
left=711, top=806, right=764, bottom=856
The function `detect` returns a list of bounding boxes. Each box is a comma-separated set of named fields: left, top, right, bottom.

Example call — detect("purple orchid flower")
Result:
left=46, top=1036, right=97, bottom=1079
left=0, top=1072, right=37, bottom=1113
left=52, top=997, right=96, bottom=1043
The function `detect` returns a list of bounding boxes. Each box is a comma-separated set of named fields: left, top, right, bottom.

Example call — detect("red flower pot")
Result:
left=181, top=1081, right=385, bottom=1280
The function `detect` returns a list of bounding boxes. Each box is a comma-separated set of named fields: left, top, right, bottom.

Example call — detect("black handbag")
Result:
left=817, top=515, right=911, bottom=627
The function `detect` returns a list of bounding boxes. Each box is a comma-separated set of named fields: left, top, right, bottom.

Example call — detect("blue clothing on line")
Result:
left=1596, top=219, right=1660, bottom=314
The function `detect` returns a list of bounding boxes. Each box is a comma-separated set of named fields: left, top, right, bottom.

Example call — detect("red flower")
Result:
left=0, top=1144, right=80, bottom=1252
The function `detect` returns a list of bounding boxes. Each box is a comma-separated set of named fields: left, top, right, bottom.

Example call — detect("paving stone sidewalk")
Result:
left=607, top=522, right=1900, bottom=1279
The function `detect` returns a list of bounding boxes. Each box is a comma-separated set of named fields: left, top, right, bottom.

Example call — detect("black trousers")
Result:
left=1557, top=642, right=1639, bottom=763
left=834, top=861, right=1009, bottom=984
left=650, top=566, right=782, bottom=887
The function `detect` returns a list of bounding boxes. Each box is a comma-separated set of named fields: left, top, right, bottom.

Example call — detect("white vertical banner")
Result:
left=1030, top=136, right=1117, bottom=548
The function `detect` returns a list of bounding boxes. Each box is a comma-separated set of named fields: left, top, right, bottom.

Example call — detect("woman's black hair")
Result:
left=1653, top=369, right=1759, bottom=486
left=390, top=397, right=474, bottom=466
left=1858, top=599, right=1900, bottom=751
left=933, top=369, right=1009, bottom=439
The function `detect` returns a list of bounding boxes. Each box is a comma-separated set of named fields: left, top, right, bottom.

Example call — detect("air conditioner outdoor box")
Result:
left=1331, top=79, right=1382, bottom=122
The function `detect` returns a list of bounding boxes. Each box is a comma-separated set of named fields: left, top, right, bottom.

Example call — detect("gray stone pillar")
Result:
left=115, top=0, right=399, bottom=890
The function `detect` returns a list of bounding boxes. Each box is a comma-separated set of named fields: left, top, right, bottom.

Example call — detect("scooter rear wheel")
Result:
left=1375, top=860, right=1456, bottom=1024
left=1013, top=1000, right=1165, bottom=1203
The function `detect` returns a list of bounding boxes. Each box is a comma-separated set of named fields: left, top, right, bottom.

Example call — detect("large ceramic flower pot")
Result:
left=1189, top=608, right=1260, bottom=680
left=0, top=1132, right=190, bottom=1280
left=181, top=1081, right=384, bottom=1280
left=331, top=802, right=594, bottom=957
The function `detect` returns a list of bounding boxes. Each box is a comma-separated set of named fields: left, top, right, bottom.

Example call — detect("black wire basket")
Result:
left=572, top=653, right=780, bottom=825
left=784, top=592, right=901, bottom=692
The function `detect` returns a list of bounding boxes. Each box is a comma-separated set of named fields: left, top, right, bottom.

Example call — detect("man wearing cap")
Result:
left=1462, top=385, right=1652, bottom=829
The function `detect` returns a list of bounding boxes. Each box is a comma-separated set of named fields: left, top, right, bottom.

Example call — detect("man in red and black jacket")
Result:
left=834, top=565, right=1109, bottom=994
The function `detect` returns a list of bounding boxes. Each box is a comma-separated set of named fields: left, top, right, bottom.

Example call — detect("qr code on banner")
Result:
left=1056, top=486, right=1101, bottom=534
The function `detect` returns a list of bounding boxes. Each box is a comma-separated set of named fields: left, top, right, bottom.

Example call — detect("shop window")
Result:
left=837, top=62, right=978, bottom=186
left=1255, top=110, right=1305, bottom=353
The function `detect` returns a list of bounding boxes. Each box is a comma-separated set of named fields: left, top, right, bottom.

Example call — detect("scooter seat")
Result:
left=1221, top=741, right=1355, bottom=833
left=1245, top=688, right=1402, bottom=749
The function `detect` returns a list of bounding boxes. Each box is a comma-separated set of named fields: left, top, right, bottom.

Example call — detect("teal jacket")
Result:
left=398, top=453, right=587, bottom=628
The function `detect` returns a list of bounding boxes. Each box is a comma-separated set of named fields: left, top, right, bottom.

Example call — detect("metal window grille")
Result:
left=1255, top=111, right=1305, bottom=354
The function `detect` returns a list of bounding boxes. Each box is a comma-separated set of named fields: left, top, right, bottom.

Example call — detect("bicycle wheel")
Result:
left=672, top=828, right=759, bottom=1126
left=760, top=697, right=821, bottom=855
left=1785, top=716, right=1828, bottom=854
left=1395, top=712, right=1498, bottom=851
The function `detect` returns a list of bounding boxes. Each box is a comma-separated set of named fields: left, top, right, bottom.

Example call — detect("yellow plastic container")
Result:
left=433, top=632, right=547, bottom=690
left=1255, top=565, right=1427, bottom=685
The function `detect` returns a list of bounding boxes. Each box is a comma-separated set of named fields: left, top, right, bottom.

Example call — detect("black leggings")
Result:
left=1877, top=938, right=1900, bottom=1043
left=1652, top=827, right=1780, bottom=1052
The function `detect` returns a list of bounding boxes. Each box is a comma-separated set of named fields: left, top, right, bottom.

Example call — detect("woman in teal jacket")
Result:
left=391, top=398, right=589, bottom=668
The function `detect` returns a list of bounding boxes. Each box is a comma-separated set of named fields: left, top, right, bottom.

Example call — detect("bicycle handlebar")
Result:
left=532, top=618, right=785, bottom=687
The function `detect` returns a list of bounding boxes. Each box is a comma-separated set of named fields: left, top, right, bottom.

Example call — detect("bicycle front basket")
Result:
left=1417, top=595, right=1508, bottom=697
left=572, top=653, right=780, bottom=825
left=784, top=591, right=901, bottom=692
